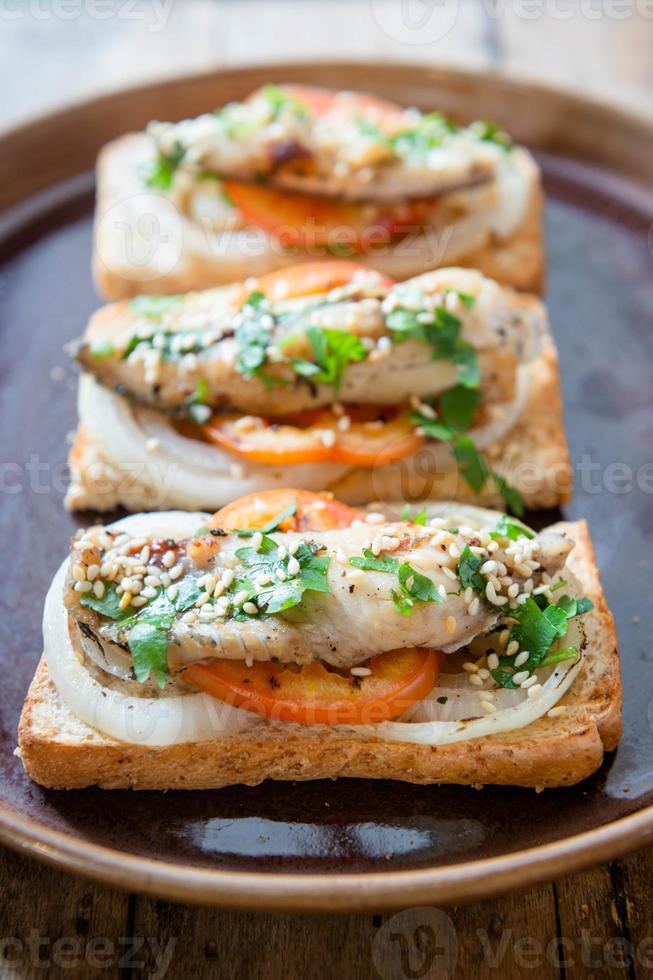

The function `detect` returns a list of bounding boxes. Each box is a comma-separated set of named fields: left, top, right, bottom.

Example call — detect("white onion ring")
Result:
left=43, top=512, right=260, bottom=747
left=78, top=375, right=350, bottom=509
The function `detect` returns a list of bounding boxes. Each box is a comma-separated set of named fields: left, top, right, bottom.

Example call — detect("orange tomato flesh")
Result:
left=208, top=488, right=364, bottom=533
left=182, top=407, right=423, bottom=468
left=185, top=488, right=441, bottom=724
left=183, top=648, right=441, bottom=726
left=249, top=260, right=391, bottom=302
left=226, top=181, right=438, bottom=253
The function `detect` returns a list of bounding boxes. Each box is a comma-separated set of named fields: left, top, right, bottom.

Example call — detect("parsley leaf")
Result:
left=349, top=549, right=400, bottom=574
left=349, top=550, right=442, bottom=615
left=234, top=500, right=298, bottom=536
left=400, top=504, right=428, bottom=526
left=146, top=140, right=186, bottom=189
left=392, top=561, right=441, bottom=616
left=80, top=583, right=129, bottom=620
left=490, top=594, right=593, bottom=688
left=234, top=535, right=331, bottom=616
left=491, top=514, right=534, bottom=541
left=440, top=386, right=481, bottom=433
left=457, top=545, right=486, bottom=596
left=129, top=294, right=184, bottom=319
left=234, top=291, right=284, bottom=388
left=292, top=327, right=367, bottom=392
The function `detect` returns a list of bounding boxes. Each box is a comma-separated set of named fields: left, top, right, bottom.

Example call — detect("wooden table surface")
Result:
left=2, top=3, right=652, bottom=977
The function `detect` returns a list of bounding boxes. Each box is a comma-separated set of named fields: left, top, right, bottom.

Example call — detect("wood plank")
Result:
left=0, top=845, right=129, bottom=979
left=449, top=882, right=559, bottom=979
left=554, top=866, right=630, bottom=978
left=132, top=901, right=383, bottom=980
left=614, top=846, right=653, bottom=977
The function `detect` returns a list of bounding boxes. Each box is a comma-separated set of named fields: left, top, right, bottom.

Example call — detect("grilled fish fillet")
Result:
left=65, top=520, right=573, bottom=672
left=76, top=269, right=526, bottom=415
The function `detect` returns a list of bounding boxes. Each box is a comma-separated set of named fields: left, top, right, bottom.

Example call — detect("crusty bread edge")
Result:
left=92, top=132, right=544, bottom=300
left=17, top=520, right=621, bottom=791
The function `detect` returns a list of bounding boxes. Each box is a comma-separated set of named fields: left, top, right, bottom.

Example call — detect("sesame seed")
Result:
left=366, top=511, right=386, bottom=525
left=481, top=700, right=497, bottom=714
left=430, top=532, right=447, bottom=547
left=163, top=550, right=176, bottom=568
left=233, top=590, right=249, bottom=606
left=74, top=580, right=92, bottom=593
left=276, top=568, right=287, bottom=581
left=477, top=668, right=490, bottom=680
left=371, top=534, right=383, bottom=556
left=438, top=584, right=447, bottom=600
left=514, top=650, right=529, bottom=667
left=251, top=531, right=263, bottom=551
left=145, top=438, right=159, bottom=453
left=520, top=675, right=538, bottom=689
left=350, top=666, right=372, bottom=677
left=448, top=543, right=460, bottom=560
left=547, top=705, right=567, bottom=718
left=119, top=591, right=132, bottom=610
left=319, top=429, right=337, bottom=448
left=141, top=587, right=158, bottom=599
left=462, top=661, right=479, bottom=673
left=469, top=597, right=480, bottom=616
left=468, top=673, right=484, bottom=687
left=221, top=569, right=234, bottom=589
left=243, top=601, right=259, bottom=615
left=512, top=670, right=530, bottom=685
left=445, top=615, right=456, bottom=634
left=506, top=639, right=519, bottom=657
left=130, top=595, right=147, bottom=607
left=486, top=581, right=507, bottom=606
left=93, top=580, right=105, bottom=599
left=442, top=566, right=457, bottom=581
left=287, top=556, right=300, bottom=576
left=527, top=684, right=543, bottom=699
left=72, top=564, right=87, bottom=582
left=195, top=593, right=210, bottom=607
left=167, top=585, right=178, bottom=602
left=277, top=545, right=287, bottom=560
left=487, top=653, right=499, bottom=670
left=463, top=586, right=473, bottom=604
left=337, top=415, right=351, bottom=431
left=169, top=564, right=184, bottom=581
left=481, top=560, right=497, bottom=575
left=86, top=564, right=100, bottom=582
left=288, top=541, right=299, bottom=556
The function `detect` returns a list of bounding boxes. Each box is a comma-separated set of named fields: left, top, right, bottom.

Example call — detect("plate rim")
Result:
left=2, top=60, right=653, bottom=909
left=2, top=797, right=653, bottom=911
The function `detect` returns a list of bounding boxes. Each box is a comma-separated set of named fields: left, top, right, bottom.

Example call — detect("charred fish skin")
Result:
left=76, top=269, right=524, bottom=416
left=65, top=518, right=573, bottom=672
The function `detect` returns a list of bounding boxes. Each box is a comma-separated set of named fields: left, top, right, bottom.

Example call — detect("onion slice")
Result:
left=43, top=512, right=260, bottom=747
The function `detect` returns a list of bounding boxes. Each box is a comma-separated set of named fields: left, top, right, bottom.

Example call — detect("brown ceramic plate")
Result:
left=1, top=64, right=652, bottom=911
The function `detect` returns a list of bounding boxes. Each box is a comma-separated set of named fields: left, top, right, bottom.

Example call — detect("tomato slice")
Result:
left=274, top=84, right=405, bottom=122
left=209, top=488, right=363, bottom=533
left=250, top=260, right=392, bottom=302
left=183, top=647, right=441, bottom=725
left=225, top=181, right=438, bottom=253
left=181, top=406, right=424, bottom=468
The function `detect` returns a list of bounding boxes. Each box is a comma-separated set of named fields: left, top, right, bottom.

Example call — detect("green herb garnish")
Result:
left=490, top=594, right=593, bottom=689
left=456, top=545, right=486, bottom=596
left=291, top=327, right=367, bottom=392
left=400, top=504, right=428, bottom=526
left=349, top=549, right=442, bottom=616
left=234, top=534, right=330, bottom=615
left=146, top=140, right=186, bottom=190
left=129, top=294, right=184, bottom=319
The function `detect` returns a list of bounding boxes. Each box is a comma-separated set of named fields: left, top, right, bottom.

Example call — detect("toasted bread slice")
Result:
left=92, top=133, right=544, bottom=301
left=17, top=521, right=620, bottom=790
left=65, top=291, right=571, bottom=513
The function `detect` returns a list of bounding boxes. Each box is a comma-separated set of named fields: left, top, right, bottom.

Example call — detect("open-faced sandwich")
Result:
left=66, top=262, right=571, bottom=514
left=18, top=489, right=621, bottom=790
left=93, top=84, right=543, bottom=300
